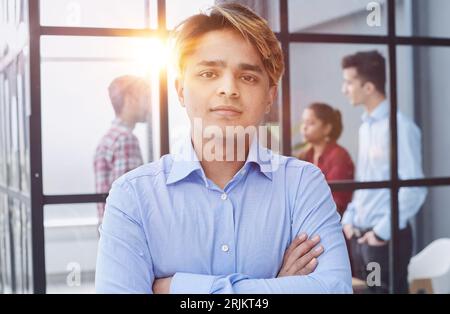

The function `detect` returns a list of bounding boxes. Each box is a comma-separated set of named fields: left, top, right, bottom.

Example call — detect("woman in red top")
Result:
left=298, top=102, right=355, bottom=216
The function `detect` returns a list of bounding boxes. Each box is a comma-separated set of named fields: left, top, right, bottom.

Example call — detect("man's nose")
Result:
left=217, top=74, right=240, bottom=98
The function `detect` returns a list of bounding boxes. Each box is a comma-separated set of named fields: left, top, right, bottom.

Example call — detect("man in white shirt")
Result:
left=341, top=50, right=427, bottom=293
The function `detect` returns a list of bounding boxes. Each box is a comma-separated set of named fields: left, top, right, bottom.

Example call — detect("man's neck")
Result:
left=192, top=135, right=248, bottom=190
left=117, top=115, right=136, bottom=130
left=364, top=95, right=386, bottom=115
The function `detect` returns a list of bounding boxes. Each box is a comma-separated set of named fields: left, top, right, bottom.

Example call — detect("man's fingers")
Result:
left=344, top=228, right=353, bottom=240
left=297, top=257, right=319, bottom=276
left=283, top=233, right=307, bottom=260
left=284, top=235, right=321, bottom=271
left=357, top=234, right=367, bottom=244
left=289, top=244, right=323, bottom=274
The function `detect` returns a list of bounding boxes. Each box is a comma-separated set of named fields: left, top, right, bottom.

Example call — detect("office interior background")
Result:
left=1, top=0, right=450, bottom=294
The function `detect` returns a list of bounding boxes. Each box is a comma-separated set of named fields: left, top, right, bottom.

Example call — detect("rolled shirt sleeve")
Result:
left=95, top=178, right=155, bottom=293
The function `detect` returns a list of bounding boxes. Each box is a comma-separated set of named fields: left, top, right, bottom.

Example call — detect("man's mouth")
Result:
left=210, top=106, right=243, bottom=117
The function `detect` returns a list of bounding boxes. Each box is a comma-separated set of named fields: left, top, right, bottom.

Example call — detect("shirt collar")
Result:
left=166, top=135, right=274, bottom=185
left=112, top=118, right=134, bottom=132
left=166, top=136, right=204, bottom=185
left=361, top=100, right=389, bottom=123
left=245, top=136, right=274, bottom=180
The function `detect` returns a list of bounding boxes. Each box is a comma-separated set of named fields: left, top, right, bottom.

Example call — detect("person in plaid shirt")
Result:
left=94, top=75, right=151, bottom=223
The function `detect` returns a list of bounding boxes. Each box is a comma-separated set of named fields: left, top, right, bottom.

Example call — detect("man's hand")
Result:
left=277, top=234, right=323, bottom=277
left=152, top=276, right=173, bottom=294
left=357, top=231, right=386, bottom=247
left=343, top=224, right=354, bottom=240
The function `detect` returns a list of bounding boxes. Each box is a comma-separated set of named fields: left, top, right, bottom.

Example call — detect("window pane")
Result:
left=9, top=198, right=32, bottom=293
left=44, top=203, right=97, bottom=294
left=289, top=43, right=390, bottom=182
left=397, top=46, right=450, bottom=178
left=17, top=52, right=31, bottom=194
left=0, top=195, right=31, bottom=293
left=409, top=186, right=450, bottom=294
left=0, top=74, right=6, bottom=186
left=166, top=0, right=279, bottom=32
left=41, top=36, right=161, bottom=195
left=288, top=0, right=387, bottom=35
left=166, top=0, right=214, bottom=30
left=10, top=75, right=21, bottom=190
left=3, top=72, right=21, bottom=191
left=39, top=0, right=157, bottom=29
left=397, top=0, right=450, bottom=38
left=167, top=68, right=190, bottom=154
left=0, top=193, right=12, bottom=293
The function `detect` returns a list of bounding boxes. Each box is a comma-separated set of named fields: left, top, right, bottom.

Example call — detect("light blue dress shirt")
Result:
left=95, top=136, right=352, bottom=293
left=342, top=101, right=427, bottom=240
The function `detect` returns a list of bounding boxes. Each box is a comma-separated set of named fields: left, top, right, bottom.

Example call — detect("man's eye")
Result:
left=241, top=75, right=257, bottom=83
left=200, top=72, right=216, bottom=79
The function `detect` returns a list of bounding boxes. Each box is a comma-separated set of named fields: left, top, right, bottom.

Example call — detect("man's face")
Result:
left=176, top=29, right=277, bottom=138
left=342, top=67, right=367, bottom=106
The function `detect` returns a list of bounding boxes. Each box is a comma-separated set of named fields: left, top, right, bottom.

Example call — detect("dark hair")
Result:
left=308, top=102, right=343, bottom=142
left=341, top=50, right=386, bottom=95
left=108, top=75, right=150, bottom=115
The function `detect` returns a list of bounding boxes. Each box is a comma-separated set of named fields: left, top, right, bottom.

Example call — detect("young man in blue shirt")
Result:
left=95, top=3, right=352, bottom=294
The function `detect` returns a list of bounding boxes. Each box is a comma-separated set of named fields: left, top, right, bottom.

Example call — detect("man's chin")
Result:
left=204, top=120, right=244, bottom=131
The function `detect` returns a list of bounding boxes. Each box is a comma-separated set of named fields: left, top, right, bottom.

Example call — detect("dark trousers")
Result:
left=350, top=225, right=412, bottom=293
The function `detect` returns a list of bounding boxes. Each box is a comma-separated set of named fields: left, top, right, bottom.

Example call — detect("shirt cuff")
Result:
left=341, top=210, right=354, bottom=226
left=170, top=272, right=216, bottom=294
left=372, top=218, right=390, bottom=241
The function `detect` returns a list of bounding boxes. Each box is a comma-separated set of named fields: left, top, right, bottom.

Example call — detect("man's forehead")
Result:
left=344, top=67, right=359, bottom=78
left=187, top=30, right=264, bottom=65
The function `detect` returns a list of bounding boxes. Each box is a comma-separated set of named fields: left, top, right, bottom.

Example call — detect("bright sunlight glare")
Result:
left=131, top=37, right=172, bottom=73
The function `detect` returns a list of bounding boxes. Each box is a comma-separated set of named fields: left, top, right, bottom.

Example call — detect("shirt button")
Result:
left=221, top=244, right=229, bottom=252
left=221, top=193, right=227, bottom=200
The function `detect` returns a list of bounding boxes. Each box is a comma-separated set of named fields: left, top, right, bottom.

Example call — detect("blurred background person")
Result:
left=93, top=75, right=151, bottom=224
left=341, top=50, right=427, bottom=293
left=298, top=102, right=355, bottom=216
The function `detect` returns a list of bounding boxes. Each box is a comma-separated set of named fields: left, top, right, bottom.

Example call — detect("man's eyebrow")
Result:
left=238, top=63, right=263, bottom=73
left=196, top=60, right=226, bottom=67
left=195, top=60, right=263, bottom=73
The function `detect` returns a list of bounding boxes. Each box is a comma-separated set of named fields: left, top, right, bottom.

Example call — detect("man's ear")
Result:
left=175, top=77, right=185, bottom=107
left=363, top=81, right=376, bottom=95
left=265, top=85, right=278, bottom=114
left=122, top=93, right=132, bottom=110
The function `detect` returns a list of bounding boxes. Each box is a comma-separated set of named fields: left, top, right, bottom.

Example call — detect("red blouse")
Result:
left=301, top=142, right=355, bottom=215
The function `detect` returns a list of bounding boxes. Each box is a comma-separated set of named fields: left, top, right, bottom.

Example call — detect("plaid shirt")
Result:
left=94, top=119, right=143, bottom=221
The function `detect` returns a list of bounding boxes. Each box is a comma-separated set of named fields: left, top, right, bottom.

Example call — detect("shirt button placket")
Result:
left=218, top=192, right=235, bottom=273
